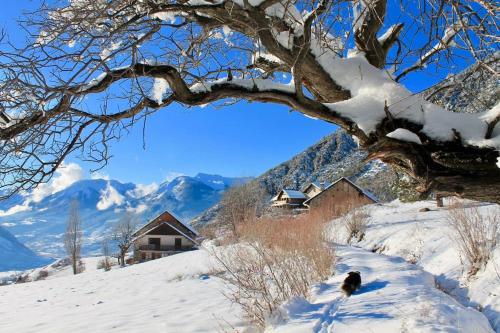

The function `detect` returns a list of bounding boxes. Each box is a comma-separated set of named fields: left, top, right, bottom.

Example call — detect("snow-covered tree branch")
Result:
left=0, top=0, right=498, bottom=202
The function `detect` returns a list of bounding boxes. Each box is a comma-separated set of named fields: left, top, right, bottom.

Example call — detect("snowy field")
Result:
left=0, top=250, right=246, bottom=333
left=0, top=200, right=498, bottom=332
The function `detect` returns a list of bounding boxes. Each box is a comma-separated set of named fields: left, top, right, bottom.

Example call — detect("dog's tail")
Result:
left=341, top=283, right=356, bottom=296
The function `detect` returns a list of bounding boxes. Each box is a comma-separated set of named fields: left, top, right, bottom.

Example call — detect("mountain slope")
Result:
left=426, top=58, right=499, bottom=114
left=255, top=130, right=383, bottom=195
left=0, top=226, right=51, bottom=271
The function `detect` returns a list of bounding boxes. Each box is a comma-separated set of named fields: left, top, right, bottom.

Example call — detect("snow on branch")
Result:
left=189, top=77, right=295, bottom=93
left=310, top=51, right=499, bottom=153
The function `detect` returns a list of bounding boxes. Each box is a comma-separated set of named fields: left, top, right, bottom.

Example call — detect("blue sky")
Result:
left=0, top=1, right=468, bottom=185
left=1, top=1, right=338, bottom=184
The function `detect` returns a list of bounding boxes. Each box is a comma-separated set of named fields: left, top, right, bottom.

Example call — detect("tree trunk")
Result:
left=436, top=196, right=444, bottom=208
left=72, top=255, right=77, bottom=275
left=366, top=135, right=500, bottom=204
left=120, top=249, right=126, bottom=267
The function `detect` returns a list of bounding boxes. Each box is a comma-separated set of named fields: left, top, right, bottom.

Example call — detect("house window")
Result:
left=141, top=252, right=146, bottom=261
left=148, top=237, right=161, bottom=250
left=174, top=238, right=182, bottom=250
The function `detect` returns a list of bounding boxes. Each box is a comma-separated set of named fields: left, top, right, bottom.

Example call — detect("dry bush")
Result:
left=198, top=223, right=218, bottom=240
left=213, top=214, right=334, bottom=327
left=15, top=274, right=29, bottom=284
left=76, top=260, right=86, bottom=274
left=35, top=270, right=49, bottom=281
left=447, top=202, right=499, bottom=276
left=342, top=208, right=371, bottom=244
left=97, top=258, right=112, bottom=271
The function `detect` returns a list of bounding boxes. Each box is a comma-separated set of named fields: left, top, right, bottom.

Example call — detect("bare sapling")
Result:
left=216, top=182, right=267, bottom=239
left=64, top=200, right=83, bottom=275
left=113, top=212, right=138, bottom=267
left=98, top=238, right=112, bottom=271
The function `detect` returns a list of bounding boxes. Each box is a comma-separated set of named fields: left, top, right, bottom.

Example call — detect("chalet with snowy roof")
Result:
left=132, top=211, right=199, bottom=262
left=304, top=177, right=377, bottom=212
left=271, top=189, right=307, bottom=209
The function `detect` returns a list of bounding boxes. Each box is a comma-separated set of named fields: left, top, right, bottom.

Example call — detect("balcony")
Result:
left=138, top=244, right=193, bottom=252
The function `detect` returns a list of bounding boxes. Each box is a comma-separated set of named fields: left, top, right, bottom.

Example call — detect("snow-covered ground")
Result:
left=329, top=199, right=500, bottom=332
left=0, top=249, right=246, bottom=333
left=268, top=246, right=493, bottom=333
left=0, top=200, right=497, bottom=333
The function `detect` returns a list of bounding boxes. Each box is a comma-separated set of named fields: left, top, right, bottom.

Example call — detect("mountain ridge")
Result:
left=0, top=173, right=250, bottom=262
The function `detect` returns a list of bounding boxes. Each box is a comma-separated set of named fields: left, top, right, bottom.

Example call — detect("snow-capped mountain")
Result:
left=0, top=174, right=250, bottom=261
left=0, top=225, right=51, bottom=271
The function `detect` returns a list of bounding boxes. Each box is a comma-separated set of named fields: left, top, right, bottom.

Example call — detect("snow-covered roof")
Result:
left=309, top=181, right=332, bottom=190
left=133, top=210, right=199, bottom=239
left=271, top=189, right=307, bottom=202
left=303, top=177, right=378, bottom=205
left=282, top=189, right=307, bottom=199
left=131, top=221, right=198, bottom=244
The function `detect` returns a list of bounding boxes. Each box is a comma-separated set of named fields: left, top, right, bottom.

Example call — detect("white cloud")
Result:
left=126, top=203, right=148, bottom=214
left=0, top=203, right=31, bottom=217
left=31, top=162, right=83, bottom=202
left=126, top=183, right=159, bottom=198
left=1, top=222, right=16, bottom=227
left=96, top=182, right=125, bottom=210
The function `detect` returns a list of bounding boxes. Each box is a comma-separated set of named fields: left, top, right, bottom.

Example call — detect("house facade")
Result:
left=302, top=181, right=332, bottom=199
left=304, top=177, right=377, bottom=213
left=271, top=189, right=307, bottom=209
left=132, top=211, right=199, bottom=262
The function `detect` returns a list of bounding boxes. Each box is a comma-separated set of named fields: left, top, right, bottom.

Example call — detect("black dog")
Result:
left=341, top=271, right=361, bottom=296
